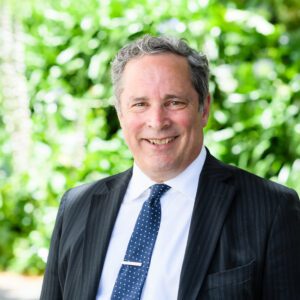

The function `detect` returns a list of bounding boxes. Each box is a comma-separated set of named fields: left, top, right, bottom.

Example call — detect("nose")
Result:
left=146, top=105, right=171, bottom=130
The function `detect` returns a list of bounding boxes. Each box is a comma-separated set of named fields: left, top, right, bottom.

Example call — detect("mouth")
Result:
left=144, top=136, right=178, bottom=145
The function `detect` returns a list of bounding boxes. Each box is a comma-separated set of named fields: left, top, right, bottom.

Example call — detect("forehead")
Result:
left=117, top=53, right=199, bottom=109
left=120, top=53, right=192, bottom=90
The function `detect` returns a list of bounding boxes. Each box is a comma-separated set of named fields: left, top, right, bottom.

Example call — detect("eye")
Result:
left=130, top=101, right=148, bottom=111
left=165, top=99, right=188, bottom=110
left=133, top=102, right=146, bottom=107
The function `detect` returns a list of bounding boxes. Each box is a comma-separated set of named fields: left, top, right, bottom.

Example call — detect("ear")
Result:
left=201, top=94, right=211, bottom=127
left=114, top=99, right=124, bottom=127
left=117, top=109, right=124, bottom=129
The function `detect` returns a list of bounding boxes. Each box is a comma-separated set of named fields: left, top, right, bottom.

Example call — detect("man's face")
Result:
left=117, top=53, right=210, bottom=182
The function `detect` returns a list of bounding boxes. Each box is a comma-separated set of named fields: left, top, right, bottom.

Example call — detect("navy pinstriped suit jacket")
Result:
left=40, top=150, right=300, bottom=299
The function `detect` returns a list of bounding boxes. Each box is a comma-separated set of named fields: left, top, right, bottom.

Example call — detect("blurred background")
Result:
left=0, top=0, right=299, bottom=288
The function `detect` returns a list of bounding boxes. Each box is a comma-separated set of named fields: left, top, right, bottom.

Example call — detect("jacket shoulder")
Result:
left=230, top=163, right=297, bottom=198
left=221, top=159, right=298, bottom=203
left=206, top=151, right=299, bottom=202
left=61, top=168, right=132, bottom=208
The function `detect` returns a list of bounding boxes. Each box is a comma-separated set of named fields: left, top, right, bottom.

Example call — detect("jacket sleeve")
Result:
left=40, top=191, right=68, bottom=300
left=262, top=189, right=300, bottom=299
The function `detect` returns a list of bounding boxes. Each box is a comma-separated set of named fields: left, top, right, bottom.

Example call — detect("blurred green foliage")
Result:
left=0, top=0, right=299, bottom=274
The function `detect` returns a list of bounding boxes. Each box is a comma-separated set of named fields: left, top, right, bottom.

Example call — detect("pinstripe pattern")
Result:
left=40, top=170, right=132, bottom=300
left=40, top=150, right=300, bottom=300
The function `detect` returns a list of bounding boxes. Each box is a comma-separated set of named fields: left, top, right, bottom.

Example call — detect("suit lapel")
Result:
left=80, top=169, right=132, bottom=299
left=177, top=152, right=236, bottom=300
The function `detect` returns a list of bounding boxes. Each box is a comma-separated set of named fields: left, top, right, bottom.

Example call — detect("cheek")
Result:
left=120, top=117, right=143, bottom=139
left=175, top=115, right=203, bottom=141
left=174, top=114, right=197, bottom=131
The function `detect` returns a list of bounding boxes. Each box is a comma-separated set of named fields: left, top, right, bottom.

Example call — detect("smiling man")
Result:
left=40, top=35, right=300, bottom=300
left=117, top=53, right=209, bottom=182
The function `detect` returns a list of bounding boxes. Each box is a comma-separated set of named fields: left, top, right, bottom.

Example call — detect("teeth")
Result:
left=148, top=137, right=175, bottom=145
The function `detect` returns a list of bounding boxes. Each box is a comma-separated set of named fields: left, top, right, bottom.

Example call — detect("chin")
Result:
left=148, top=162, right=179, bottom=178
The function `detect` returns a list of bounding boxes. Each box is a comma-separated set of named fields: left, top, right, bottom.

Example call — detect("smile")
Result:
left=146, top=136, right=177, bottom=145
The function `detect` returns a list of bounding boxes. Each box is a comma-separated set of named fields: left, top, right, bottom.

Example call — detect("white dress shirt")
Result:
left=96, top=147, right=207, bottom=300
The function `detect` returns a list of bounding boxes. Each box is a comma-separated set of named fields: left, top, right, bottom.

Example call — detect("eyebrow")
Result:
left=129, top=94, right=189, bottom=102
left=130, top=97, right=149, bottom=102
left=164, top=94, right=187, bottom=100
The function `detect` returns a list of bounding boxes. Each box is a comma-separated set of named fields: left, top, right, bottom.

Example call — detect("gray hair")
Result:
left=111, top=34, right=209, bottom=110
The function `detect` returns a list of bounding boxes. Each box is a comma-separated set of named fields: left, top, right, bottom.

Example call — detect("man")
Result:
left=40, top=35, right=300, bottom=299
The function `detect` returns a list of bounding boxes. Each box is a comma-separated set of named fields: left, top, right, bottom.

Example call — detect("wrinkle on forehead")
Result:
left=119, top=53, right=196, bottom=104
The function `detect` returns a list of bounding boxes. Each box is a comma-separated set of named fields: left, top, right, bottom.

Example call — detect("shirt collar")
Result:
left=125, top=163, right=156, bottom=202
left=165, top=146, right=206, bottom=200
left=125, top=146, right=207, bottom=202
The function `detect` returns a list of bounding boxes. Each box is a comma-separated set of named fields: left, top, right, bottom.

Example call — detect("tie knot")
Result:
left=149, top=184, right=170, bottom=205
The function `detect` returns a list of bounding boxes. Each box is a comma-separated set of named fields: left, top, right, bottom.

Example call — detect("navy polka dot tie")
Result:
left=111, top=184, right=170, bottom=300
